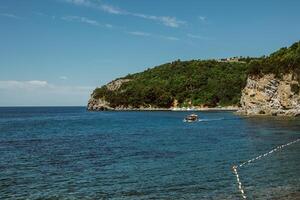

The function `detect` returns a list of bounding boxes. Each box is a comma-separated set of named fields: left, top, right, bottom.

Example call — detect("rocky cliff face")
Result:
left=87, top=98, right=111, bottom=111
left=239, top=74, right=300, bottom=116
left=87, top=79, right=130, bottom=111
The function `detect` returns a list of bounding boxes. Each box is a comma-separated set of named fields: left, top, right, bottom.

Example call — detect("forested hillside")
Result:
left=92, top=60, right=248, bottom=108
left=248, top=41, right=300, bottom=77
left=90, top=41, right=300, bottom=109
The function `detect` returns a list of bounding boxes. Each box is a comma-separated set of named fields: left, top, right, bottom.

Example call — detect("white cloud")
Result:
left=34, top=12, right=47, bottom=17
left=64, top=0, right=93, bottom=7
left=27, top=80, right=48, bottom=87
left=159, top=16, right=185, bottom=28
left=61, top=15, right=113, bottom=28
left=64, top=0, right=185, bottom=28
left=34, top=12, right=56, bottom=20
left=0, top=80, right=48, bottom=89
left=105, top=23, right=113, bottom=28
left=132, top=13, right=185, bottom=28
left=0, top=13, right=22, bottom=19
left=0, top=80, right=92, bottom=92
left=187, top=33, right=214, bottom=40
left=64, top=0, right=125, bottom=15
left=127, top=30, right=179, bottom=41
left=160, top=36, right=179, bottom=41
left=0, top=80, right=94, bottom=105
left=62, top=15, right=99, bottom=26
left=61, top=15, right=178, bottom=41
left=100, top=4, right=124, bottom=15
left=61, top=12, right=179, bottom=41
left=127, top=31, right=151, bottom=37
left=198, top=16, right=206, bottom=22
left=59, top=76, right=68, bottom=80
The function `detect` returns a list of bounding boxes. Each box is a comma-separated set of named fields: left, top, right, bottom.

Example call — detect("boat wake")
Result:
left=183, top=118, right=225, bottom=123
left=198, top=118, right=225, bottom=122
left=183, top=117, right=241, bottom=123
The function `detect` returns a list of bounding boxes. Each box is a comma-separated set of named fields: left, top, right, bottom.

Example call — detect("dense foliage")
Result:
left=92, top=41, right=300, bottom=108
left=247, top=41, right=300, bottom=76
left=93, top=60, right=248, bottom=108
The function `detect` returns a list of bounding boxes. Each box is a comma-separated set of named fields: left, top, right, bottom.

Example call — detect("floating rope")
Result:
left=232, top=165, right=247, bottom=199
left=232, top=138, right=300, bottom=199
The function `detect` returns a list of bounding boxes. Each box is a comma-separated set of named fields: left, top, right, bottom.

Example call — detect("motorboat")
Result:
left=184, top=113, right=198, bottom=122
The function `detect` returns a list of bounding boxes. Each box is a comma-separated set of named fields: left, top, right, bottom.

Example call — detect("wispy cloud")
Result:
left=64, top=0, right=186, bottom=28
left=34, top=12, right=56, bottom=20
left=61, top=14, right=178, bottom=41
left=59, top=76, right=68, bottom=80
left=127, top=31, right=151, bottom=37
left=160, top=16, right=185, bottom=28
left=132, top=13, right=185, bottom=28
left=62, top=15, right=113, bottom=28
left=187, top=33, right=214, bottom=40
left=0, top=13, right=22, bottom=20
left=0, top=80, right=48, bottom=89
left=160, top=36, right=179, bottom=41
left=198, top=16, right=211, bottom=25
left=198, top=16, right=206, bottom=22
left=0, top=80, right=93, bottom=93
left=64, top=0, right=93, bottom=7
left=34, top=12, right=47, bottom=17
left=127, top=30, right=179, bottom=41
left=100, top=4, right=124, bottom=15
left=0, top=80, right=94, bottom=106
left=62, top=15, right=99, bottom=26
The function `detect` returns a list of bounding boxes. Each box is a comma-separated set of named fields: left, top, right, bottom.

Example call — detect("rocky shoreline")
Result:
left=88, top=74, right=300, bottom=116
left=87, top=107, right=239, bottom=112
left=238, top=73, right=300, bottom=117
left=87, top=98, right=239, bottom=112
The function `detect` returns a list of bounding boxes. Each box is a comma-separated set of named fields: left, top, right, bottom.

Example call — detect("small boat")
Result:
left=184, top=113, right=198, bottom=122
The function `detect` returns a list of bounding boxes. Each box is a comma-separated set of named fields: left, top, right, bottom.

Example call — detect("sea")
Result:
left=0, top=107, right=299, bottom=200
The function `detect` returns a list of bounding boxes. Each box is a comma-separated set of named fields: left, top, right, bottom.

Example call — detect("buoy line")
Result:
left=232, top=138, right=300, bottom=199
left=232, top=165, right=247, bottom=199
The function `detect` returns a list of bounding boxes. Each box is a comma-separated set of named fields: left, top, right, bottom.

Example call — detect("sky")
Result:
left=0, top=0, right=300, bottom=106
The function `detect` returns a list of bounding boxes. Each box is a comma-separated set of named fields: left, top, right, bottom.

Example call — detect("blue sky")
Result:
left=0, top=0, right=300, bottom=106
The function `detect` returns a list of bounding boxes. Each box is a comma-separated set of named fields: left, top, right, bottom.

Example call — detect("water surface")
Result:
left=0, top=107, right=299, bottom=199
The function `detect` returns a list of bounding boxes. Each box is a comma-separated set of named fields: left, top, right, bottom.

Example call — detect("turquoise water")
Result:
left=0, top=107, right=299, bottom=199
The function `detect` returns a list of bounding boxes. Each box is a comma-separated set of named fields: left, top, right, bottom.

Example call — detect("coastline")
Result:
left=88, top=106, right=239, bottom=112
left=170, top=106, right=239, bottom=111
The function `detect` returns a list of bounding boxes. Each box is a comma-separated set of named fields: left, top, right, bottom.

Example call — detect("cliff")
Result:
left=87, top=79, right=130, bottom=111
left=238, top=40, right=300, bottom=116
left=238, top=74, right=300, bottom=116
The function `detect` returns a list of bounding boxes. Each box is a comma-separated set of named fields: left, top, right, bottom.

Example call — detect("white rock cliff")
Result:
left=238, top=73, right=300, bottom=116
left=87, top=79, right=130, bottom=111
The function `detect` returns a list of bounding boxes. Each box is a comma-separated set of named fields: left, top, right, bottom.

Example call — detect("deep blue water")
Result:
left=0, top=107, right=299, bottom=200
